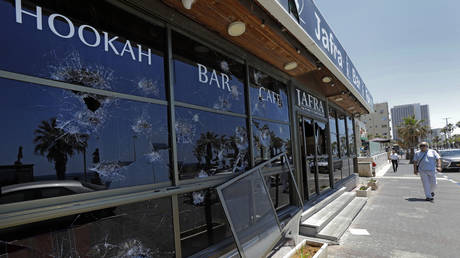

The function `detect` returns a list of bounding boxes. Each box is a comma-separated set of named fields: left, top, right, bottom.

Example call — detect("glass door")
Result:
left=299, top=117, right=331, bottom=200
left=299, top=117, right=318, bottom=199
left=315, top=121, right=330, bottom=193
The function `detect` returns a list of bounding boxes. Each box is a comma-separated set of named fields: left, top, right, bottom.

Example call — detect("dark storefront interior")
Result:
left=0, top=0, right=361, bottom=257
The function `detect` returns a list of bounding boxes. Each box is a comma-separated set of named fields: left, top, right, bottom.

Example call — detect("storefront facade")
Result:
left=0, top=0, right=373, bottom=257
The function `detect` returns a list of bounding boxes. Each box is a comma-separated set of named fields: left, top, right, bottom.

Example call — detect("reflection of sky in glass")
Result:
left=0, top=1, right=166, bottom=100
left=175, top=107, right=248, bottom=180
left=253, top=119, right=291, bottom=164
left=0, top=79, right=170, bottom=188
left=249, top=68, right=289, bottom=122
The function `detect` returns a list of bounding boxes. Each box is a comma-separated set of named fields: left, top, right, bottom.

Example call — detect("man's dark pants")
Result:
left=392, top=160, right=398, bottom=172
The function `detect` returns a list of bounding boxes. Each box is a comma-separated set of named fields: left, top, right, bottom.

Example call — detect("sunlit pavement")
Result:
left=328, top=160, right=460, bottom=258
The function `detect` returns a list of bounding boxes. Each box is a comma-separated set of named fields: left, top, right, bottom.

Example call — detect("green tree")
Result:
left=397, top=116, right=429, bottom=162
left=432, top=136, right=442, bottom=149
left=34, top=118, right=89, bottom=180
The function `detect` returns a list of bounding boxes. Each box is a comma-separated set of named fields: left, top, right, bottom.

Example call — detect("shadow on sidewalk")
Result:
left=405, top=198, right=429, bottom=202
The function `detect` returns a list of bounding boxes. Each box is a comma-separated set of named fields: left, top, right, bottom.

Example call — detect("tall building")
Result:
left=391, top=103, right=431, bottom=141
left=420, top=105, right=431, bottom=128
left=361, top=102, right=391, bottom=139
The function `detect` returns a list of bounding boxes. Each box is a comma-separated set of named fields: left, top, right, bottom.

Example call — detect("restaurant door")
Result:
left=298, top=116, right=330, bottom=200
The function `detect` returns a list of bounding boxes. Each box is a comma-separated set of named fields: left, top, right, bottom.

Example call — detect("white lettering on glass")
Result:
left=78, top=25, right=100, bottom=47
left=15, top=0, right=42, bottom=30
left=296, top=89, right=324, bottom=115
left=197, top=63, right=231, bottom=92
left=209, top=70, right=221, bottom=89
left=48, top=13, right=75, bottom=38
left=137, top=44, right=152, bottom=65
left=259, top=87, right=282, bottom=106
left=198, top=63, right=208, bottom=83
left=120, top=40, right=136, bottom=61
left=14, top=0, right=153, bottom=65
left=103, top=32, right=120, bottom=55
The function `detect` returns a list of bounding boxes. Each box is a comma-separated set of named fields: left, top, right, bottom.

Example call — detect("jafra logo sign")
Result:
left=314, top=12, right=342, bottom=69
left=296, top=89, right=324, bottom=116
left=14, top=0, right=153, bottom=65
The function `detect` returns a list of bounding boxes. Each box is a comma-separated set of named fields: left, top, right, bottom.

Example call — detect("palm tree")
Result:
left=433, top=136, right=441, bottom=149
left=34, top=118, right=89, bottom=180
left=397, top=116, right=429, bottom=162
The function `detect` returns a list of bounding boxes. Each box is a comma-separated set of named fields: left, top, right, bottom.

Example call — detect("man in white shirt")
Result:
left=413, top=142, right=442, bottom=201
left=390, top=150, right=400, bottom=172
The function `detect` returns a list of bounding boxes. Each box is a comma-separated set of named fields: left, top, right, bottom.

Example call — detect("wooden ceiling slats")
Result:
left=161, top=0, right=367, bottom=114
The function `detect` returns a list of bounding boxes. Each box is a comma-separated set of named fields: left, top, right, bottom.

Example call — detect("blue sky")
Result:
left=314, top=0, right=460, bottom=133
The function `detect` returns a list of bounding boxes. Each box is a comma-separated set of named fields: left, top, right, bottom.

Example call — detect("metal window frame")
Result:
left=216, top=152, right=301, bottom=258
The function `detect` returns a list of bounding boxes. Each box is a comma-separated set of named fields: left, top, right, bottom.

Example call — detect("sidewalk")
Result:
left=328, top=159, right=460, bottom=258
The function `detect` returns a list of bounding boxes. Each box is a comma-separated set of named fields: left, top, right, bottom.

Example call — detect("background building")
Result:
left=420, top=105, right=431, bottom=128
left=362, top=102, right=391, bottom=140
left=391, top=103, right=431, bottom=141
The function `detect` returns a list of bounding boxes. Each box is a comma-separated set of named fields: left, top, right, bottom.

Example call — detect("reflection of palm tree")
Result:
left=34, top=118, right=89, bottom=180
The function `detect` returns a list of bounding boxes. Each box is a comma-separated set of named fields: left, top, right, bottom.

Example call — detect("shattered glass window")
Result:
left=0, top=0, right=166, bottom=100
left=179, top=189, right=236, bottom=257
left=0, top=79, right=170, bottom=204
left=175, top=107, right=249, bottom=180
left=252, top=120, right=291, bottom=167
left=172, top=32, right=245, bottom=114
left=249, top=67, right=289, bottom=122
left=0, top=197, right=175, bottom=257
left=218, top=169, right=281, bottom=258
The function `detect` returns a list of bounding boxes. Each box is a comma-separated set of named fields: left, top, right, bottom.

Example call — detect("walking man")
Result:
left=413, top=142, right=441, bottom=201
left=390, top=150, right=400, bottom=172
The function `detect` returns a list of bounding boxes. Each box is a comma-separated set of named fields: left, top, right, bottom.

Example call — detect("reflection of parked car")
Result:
left=0, top=180, right=105, bottom=205
left=309, top=161, right=330, bottom=174
left=439, top=149, right=460, bottom=172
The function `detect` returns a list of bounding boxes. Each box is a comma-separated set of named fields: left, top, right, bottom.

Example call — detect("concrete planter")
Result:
left=356, top=186, right=371, bottom=197
left=367, top=180, right=378, bottom=190
left=283, top=239, right=328, bottom=258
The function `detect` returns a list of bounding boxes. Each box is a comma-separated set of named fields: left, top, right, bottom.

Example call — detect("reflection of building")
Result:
left=0, top=1, right=375, bottom=257
left=362, top=102, right=391, bottom=140
left=391, top=103, right=431, bottom=141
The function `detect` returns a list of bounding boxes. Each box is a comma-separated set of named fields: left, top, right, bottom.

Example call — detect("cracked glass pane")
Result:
left=176, top=107, right=249, bottom=180
left=219, top=170, right=281, bottom=258
left=0, top=78, right=170, bottom=205
left=252, top=120, right=292, bottom=167
left=249, top=67, right=289, bottom=122
left=179, top=189, right=237, bottom=257
left=0, top=197, right=174, bottom=257
left=172, top=31, right=245, bottom=114
left=0, top=0, right=166, bottom=100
